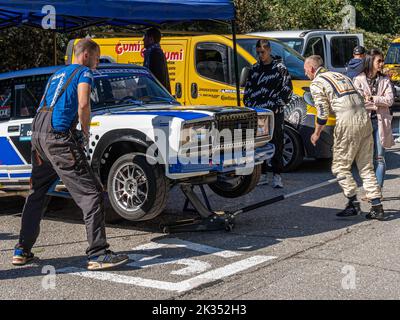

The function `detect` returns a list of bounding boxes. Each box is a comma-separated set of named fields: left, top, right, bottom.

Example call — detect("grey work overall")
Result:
left=18, top=66, right=109, bottom=258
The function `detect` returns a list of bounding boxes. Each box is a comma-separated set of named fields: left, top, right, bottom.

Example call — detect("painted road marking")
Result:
left=57, top=238, right=277, bottom=293
left=127, top=254, right=212, bottom=276
left=133, top=238, right=241, bottom=258
left=57, top=255, right=276, bottom=293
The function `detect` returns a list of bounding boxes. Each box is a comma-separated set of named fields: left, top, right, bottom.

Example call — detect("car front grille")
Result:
left=214, top=110, right=258, bottom=142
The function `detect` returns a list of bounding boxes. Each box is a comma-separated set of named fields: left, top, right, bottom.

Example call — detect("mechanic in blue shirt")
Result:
left=12, top=38, right=129, bottom=270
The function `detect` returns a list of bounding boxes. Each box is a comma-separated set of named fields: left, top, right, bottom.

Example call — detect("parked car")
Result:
left=0, top=64, right=274, bottom=221
left=384, top=38, right=400, bottom=103
left=248, top=30, right=364, bottom=74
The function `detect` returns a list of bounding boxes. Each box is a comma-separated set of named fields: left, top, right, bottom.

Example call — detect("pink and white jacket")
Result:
left=353, top=72, right=395, bottom=148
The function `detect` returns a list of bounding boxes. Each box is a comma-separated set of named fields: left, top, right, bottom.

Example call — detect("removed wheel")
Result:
left=107, top=153, right=169, bottom=221
left=208, top=164, right=261, bottom=198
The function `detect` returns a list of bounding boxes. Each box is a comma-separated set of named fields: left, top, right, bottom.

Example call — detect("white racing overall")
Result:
left=310, top=68, right=381, bottom=200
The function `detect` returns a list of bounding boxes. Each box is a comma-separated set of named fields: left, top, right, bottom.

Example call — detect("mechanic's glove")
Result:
left=72, top=129, right=89, bottom=149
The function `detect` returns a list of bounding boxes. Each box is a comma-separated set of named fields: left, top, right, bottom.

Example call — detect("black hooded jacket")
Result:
left=243, top=60, right=293, bottom=113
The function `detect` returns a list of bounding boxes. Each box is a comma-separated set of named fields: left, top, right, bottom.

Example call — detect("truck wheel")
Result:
left=208, top=164, right=261, bottom=198
left=282, top=126, right=304, bottom=172
left=107, top=153, right=169, bottom=221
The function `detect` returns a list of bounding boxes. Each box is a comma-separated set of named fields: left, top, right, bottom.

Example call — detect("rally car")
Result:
left=0, top=64, right=274, bottom=221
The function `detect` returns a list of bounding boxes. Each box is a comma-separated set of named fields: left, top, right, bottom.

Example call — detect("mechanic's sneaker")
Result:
left=87, top=250, right=129, bottom=271
left=336, top=201, right=361, bottom=217
left=257, top=174, right=268, bottom=186
left=271, top=174, right=283, bottom=188
left=366, top=204, right=385, bottom=221
left=12, top=247, right=34, bottom=266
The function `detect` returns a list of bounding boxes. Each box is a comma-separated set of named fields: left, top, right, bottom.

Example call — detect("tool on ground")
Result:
left=160, top=176, right=346, bottom=233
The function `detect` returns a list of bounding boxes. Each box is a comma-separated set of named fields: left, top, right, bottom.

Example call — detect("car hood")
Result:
left=93, top=104, right=258, bottom=120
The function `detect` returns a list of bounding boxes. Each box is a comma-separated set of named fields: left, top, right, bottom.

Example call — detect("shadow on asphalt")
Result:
left=1, top=150, right=400, bottom=260
left=0, top=233, right=19, bottom=241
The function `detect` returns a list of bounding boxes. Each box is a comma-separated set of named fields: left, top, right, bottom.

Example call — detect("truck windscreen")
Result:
left=237, top=38, right=308, bottom=80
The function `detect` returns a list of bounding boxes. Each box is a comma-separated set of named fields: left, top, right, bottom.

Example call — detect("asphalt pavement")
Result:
left=1, top=145, right=400, bottom=300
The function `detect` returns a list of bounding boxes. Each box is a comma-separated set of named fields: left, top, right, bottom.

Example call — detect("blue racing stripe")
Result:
left=0, top=173, right=9, bottom=178
left=99, top=111, right=210, bottom=121
left=9, top=173, right=31, bottom=178
left=0, top=137, right=24, bottom=165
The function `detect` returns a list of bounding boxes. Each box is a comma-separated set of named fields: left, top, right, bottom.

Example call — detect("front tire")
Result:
left=208, top=164, right=261, bottom=198
left=107, top=153, right=169, bottom=221
left=282, top=125, right=304, bottom=172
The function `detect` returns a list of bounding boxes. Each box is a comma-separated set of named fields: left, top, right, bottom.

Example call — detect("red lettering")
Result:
left=115, top=43, right=123, bottom=55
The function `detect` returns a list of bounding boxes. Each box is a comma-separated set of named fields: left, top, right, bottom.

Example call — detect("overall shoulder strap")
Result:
left=48, top=65, right=85, bottom=111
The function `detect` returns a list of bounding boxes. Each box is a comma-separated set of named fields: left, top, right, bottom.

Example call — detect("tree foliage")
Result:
left=0, top=0, right=399, bottom=73
left=351, top=0, right=400, bottom=35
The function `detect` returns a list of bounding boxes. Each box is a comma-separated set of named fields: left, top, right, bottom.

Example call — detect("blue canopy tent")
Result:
left=0, top=0, right=241, bottom=105
left=0, top=0, right=235, bottom=31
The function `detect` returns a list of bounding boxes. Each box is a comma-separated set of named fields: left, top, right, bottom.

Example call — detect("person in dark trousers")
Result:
left=346, top=45, right=366, bottom=79
left=12, top=39, right=129, bottom=270
left=244, top=39, right=293, bottom=188
left=143, top=27, right=171, bottom=93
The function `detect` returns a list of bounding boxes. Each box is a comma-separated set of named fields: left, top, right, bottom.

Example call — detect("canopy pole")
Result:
left=231, top=19, right=241, bottom=107
left=53, top=32, right=57, bottom=66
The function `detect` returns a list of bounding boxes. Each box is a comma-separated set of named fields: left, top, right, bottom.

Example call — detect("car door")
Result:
left=0, top=74, right=50, bottom=188
left=187, top=38, right=252, bottom=106
left=0, top=77, right=14, bottom=185
left=325, top=34, right=362, bottom=73
left=303, top=36, right=326, bottom=60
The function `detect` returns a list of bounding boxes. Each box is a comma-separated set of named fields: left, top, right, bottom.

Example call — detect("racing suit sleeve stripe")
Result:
left=310, top=82, right=330, bottom=122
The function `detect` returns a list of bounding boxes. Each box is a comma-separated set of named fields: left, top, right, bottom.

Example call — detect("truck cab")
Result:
left=249, top=30, right=364, bottom=74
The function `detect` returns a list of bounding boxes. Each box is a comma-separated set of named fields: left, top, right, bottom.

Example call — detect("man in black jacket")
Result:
left=244, top=39, right=293, bottom=188
left=143, top=28, right=171, bottom=93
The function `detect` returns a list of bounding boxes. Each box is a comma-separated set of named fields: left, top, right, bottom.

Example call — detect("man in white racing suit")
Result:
left=304, top=55, right=384, bottom=220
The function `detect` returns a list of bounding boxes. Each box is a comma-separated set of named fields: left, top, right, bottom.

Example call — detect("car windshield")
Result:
left=91, top=68, right=178, bottom=110
left=237, top=38, right=308, bottom=80
left=274, top=38, right=304, bottom=53
left=385, top=43, right=400, bottom=65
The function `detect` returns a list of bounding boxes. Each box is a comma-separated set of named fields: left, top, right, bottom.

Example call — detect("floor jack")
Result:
left=160, top=176, right=345, bottom=234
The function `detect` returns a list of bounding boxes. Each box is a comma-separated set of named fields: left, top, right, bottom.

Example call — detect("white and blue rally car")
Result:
left=0, top=64, right=274, bottom=221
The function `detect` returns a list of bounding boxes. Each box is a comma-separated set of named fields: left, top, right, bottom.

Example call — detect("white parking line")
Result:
left=133, top=238, right=241, bottom=258
left=126, top=255, right=212, bottom=276
left=57, top=255, right=276, bottom=293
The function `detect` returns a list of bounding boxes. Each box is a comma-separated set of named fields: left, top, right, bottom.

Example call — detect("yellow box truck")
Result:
left=65, top=35, right=335, bottom=171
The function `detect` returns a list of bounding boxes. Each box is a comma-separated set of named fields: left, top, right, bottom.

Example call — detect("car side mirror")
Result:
left=303, top=91, right=315, bottom=107
left=239, top=67, right=250, bottom=87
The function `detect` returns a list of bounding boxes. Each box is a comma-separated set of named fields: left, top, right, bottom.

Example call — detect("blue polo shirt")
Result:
left=39, top=64, right=93, bottom=132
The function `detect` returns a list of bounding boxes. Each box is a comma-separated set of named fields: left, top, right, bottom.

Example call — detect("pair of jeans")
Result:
left=371, top=118, right=386, bottom=188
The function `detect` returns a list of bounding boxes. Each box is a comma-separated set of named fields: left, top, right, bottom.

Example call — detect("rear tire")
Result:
left=107, top=153, right=169, bottom=221
left=208, top=164, right=261, bottom=198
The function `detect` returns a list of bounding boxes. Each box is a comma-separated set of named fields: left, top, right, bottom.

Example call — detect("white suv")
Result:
left=249, top=30, right=364, bottom=73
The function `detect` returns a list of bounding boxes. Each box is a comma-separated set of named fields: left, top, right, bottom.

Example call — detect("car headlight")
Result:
left=257, top=115, right=270, bottom=137
left=180, top=121, right=212, bottom=146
